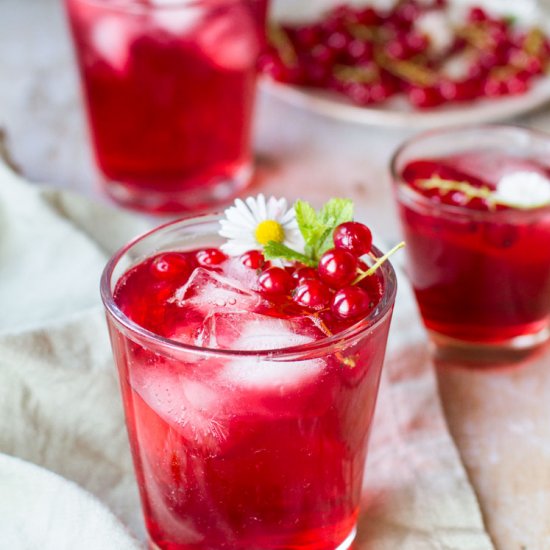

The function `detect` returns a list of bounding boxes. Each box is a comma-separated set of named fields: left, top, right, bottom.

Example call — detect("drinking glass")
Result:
left=392, top=125, right=550, bottom=355
left=101, top=215, right=397, bottom=550
left=66, top=0, right=263, bottom=213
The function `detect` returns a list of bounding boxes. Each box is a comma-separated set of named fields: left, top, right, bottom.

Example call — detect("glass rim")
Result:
left=100, top=214, right=398, bottom=361
left=390, top=123, right=550, bottom=221
left=70, top=0, right=256, bottom=13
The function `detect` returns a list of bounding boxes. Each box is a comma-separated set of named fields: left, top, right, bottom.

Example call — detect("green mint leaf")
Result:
left=316, top=228, right=337, bottom=257
left=318, top=198, right=354, bottom=227
left=268, top=198, right=356, bottom=266
left=294, top=200, right=319, bottom=247
left=263, top=241, right=317, bottom=267
left=316, top=198, right=354, bottom=256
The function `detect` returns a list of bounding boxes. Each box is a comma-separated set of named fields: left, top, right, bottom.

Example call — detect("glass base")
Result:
left=148, top=526, right=357, bottom=550
left=429, top=324, right=550, bottom=366
left=102, top=162, right=253, bottom=215
left=337, top=526, right=357, bottom=550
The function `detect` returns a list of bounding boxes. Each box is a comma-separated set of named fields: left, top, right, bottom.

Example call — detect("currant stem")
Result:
left=314, top=313, right=334, bottom=337
left=334, top=64, right=378, bottom=84
left=353, top=241, right=405, bottom=285
left=313, top=313, right=356, bottom=368
left=415, top=176, right=521, bottom=210
left=268, top=24, right=298, bottom=68
left=418, top=176, right=493, bottom=200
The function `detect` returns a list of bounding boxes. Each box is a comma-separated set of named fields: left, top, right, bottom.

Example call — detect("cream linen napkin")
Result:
left=0, top=161, right=493, bottom=549
left=0, top=452, right=138, bottom=550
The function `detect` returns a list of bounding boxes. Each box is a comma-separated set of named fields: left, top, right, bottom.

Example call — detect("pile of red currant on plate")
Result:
left=259, top=0, right=550, bottom=109
left=249, top=221, right=390, bottom=324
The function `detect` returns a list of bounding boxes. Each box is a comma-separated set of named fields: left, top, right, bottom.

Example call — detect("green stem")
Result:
left=353, top=242, right=406, bottom=285
left=268, top=24, right=298, bottom=68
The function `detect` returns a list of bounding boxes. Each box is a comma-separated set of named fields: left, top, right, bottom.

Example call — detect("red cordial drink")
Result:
left=392, top=126, right=550, bottom=352
left=101, top=203, right=397, bottom=550
left=65, top=0, right=262, bottom=213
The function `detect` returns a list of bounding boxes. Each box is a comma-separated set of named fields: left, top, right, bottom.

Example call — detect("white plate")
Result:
left=264, top=0, right=550, bottom=128
left=261, top=77, right=550, bottom=129
left=0, top=453, right=140, bottom=550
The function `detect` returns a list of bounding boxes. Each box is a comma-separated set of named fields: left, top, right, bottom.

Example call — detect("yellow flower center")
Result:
left=255, top=220, right=285, bottom=245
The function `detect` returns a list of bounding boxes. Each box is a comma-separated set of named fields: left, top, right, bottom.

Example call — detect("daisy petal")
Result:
left=219, top=193, right=302, bottom=259
left=281, top=207, right=297, bottom=225
left=231, top=199, right=257, bottom=226
left=221, top=240, right=260, bottom=256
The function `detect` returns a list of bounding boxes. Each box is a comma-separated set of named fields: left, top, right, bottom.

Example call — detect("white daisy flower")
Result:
left=493, top=171, right=550, bottom=209
left=219, top=194, right=305, bottom=256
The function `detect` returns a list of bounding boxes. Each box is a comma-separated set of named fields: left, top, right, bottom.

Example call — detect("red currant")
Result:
left=196, top=248, right=227, bottom=267
left=333, top=221, right=373, bottom=257
left=318, top=248, right=358, bottom=288
left=326, top=31, right=351, bottom=54
left=344, top=82, right=374, bottom=105
left=346, top=39, right=373, bottom=62
left=357, top=7, right=379, bottom=26
left=358, top=273, right=384, bottom=306
left=294, top=26, right=321, bottom=48
left=240, top=250, right=265, bottom=269
left=257, top=267, right=294, bottom=296
left=468, top=6, right=489, bottom=22
left=150, top=253, right=192, bottom=280
left=293, top=279, right=332, bottom=311
left=519, top=55, right=543, bottom=76
left=439, top=78, right=480, bottom=102
left=408, top=86, right=444, bottom=109
left=406, top=33, right=428, bottom=55
left=291, top=266, right=318, bottom=284
left=484, top=76, right=507, bottom=97
left=258, top=54, right=304, bottom=84
left=386, top=38, right=410, bottom=60
left=504, top=74, right=529, bottom=95
left=331, top=286, right=373, bottom=320
left=369, top=81, right=396, bottom=103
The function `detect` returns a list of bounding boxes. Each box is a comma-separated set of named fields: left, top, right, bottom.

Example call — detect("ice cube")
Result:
left=198, top=312, right=327, bottom=351
left=134, top=362, right=228, bottom=451
left=494, top=171, right=550, bottom=209
left=217, top=313, right=326, bottom=389
left=447, top=152, right=549, bottom=187
left=197, top=5, right=259, bottom=71
left=221, top=257, right=258, bottom=293
left=91, top=16, right=133, bottom=71
left=152, top=4, right=201, bottom=36
left=171, top=267, right=261, bottom=314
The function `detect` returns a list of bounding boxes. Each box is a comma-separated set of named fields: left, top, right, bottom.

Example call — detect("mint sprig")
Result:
left=260, top=196, right=404, bottom=287
left=263, top=241, right=316, bottom=267
left=296, top=198, right=354, bottom=261
left=264, top=199, right=353, bottom=267
left=263, top=198, right=354, bottom=265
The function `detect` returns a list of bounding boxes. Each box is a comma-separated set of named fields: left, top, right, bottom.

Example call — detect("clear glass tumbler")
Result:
left=100, top=215, right=397, bottom=550
left=65, top=0, right=263, bottom=214
left=392, top=125, right=550, bottom=355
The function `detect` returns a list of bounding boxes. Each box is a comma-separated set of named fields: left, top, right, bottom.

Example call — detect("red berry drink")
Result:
left=65, top=0, right=262, bottom=213
left=392, top=126, right=550, bottom=351
left=101, top=214, right=397, bottom=549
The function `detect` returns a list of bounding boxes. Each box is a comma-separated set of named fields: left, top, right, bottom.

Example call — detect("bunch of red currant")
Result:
left=259, top=0, right=550, bottom=109
left=245, top=221, right=382, bottom=322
